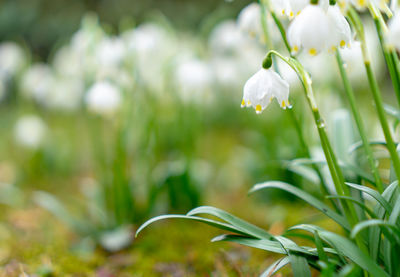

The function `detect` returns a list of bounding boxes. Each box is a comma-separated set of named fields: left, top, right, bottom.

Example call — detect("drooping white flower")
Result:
left=337, top=0, right=390, bottom=12
left=272, top=0, right=310, bottom=19
left=85, top=81, right=122, bottom=116
left=20, top=64, right=55, bottom=104
left=174, top=57, right=214, bottom=102
left=95, top=37, right=126, bottom=68
left=0, top=42, right=26, bottom=80
left=14, top=115, right=47, bottom=150
left=288, top=4, right=351, bottom=55
left=46, top=78, right=84, bottom=111
left=387, top=11, right=400, bottom=50
left=209, top=20, right=247, bottom=56
left=241, top=68, right=290, bottom=114
left=237, top=3, right=263, bottom=38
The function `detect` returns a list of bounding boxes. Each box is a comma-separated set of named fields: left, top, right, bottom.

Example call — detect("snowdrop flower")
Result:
left=0, top=42, right=25, bottom=80
left=20, top=64, right=55, bottom=104
left=14, top=115, right=47, bottom=150
left=387, top=11, right=400, bottom=50
left=337, top=0, right=390, bottom=12
left=288, top=4, right=351, bottom=56
left=46, top=78, right=84, bottom=111
left=237, top=3, right=263, bottom=38
left=85, top=81, right=122, bottom=116
left=95, top=37, right=126, bottom=68
left=272, top=0, right=309, bottom=19
left=174, top=57, right=214, bottom=102
left=241, top=68, right=290, bottom=114
left=209, top=21, right=247, bottom=56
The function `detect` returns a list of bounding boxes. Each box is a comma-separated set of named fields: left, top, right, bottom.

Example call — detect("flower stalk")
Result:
left=335, top=50, right=383, bottom=192
left=347, top=7, right=400, bottom=184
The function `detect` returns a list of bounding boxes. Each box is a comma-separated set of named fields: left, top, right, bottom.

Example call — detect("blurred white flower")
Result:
left=14, top=115, right=47, bottom=150
left=0, top=42, right=26, bottom=80
left=272, top=0, right=309, bottom=19
left=288, top=4, right=351, bottom=55
left=387, top=11, right=400, bottom=50
left=96, top=37, right=126, bottom=68
left=20, top=64, right=55, bottom=104
left=85, top=81, right=122, bottom=115
left=237, top=3, right=263, bottom=38
left=47, top=78, right=84, bottom=111
left=211, top=58, right=243, bottom=90
left=174, top=57, right=213, bottom=102
left=242, top=68, right=290, bottom=114
left=209, top=21, right=247, bottom=56
left=124, top=23, right=175, bottom=92
left=52, top=46, right=84, bottom=78
left=337, top=0, right=390, bottom=12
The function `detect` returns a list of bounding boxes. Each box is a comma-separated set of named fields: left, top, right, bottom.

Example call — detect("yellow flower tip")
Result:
left=281, top=101, right=286, bottom=108
left=292, top=45, right=299, bottom=54
left=290, top=11, right=294, bottom=18
left=282, top=9, right=285, bottom=15
left=340, top=40, right=346, bottom=48
left=269, top=96, right=273, bottom=103
left=296, top=11, right=301, bottom=16
left=241, top=99, right=245, bottom=107
left=247, top=100, right=251, bottom=106
left=255, top=104, right=262, bottom=114
left=308, top=48, right=317, bottom=56
left=330, top=46, right=337, bottom=53
left=358, top=0, right=366, bottom=7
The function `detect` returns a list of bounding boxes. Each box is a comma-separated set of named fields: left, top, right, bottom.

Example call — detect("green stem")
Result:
left=369, top=7, right=400, bottom=107
left=348, top=7, right=400, bottom=184
left=335, top=50, right=383, bottom=192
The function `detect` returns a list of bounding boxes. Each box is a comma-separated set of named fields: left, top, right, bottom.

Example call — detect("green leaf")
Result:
left=135, top=214, right=248, bottom=237
left=211, top=235, right=286, bottom=254
left=314, top=231, right=328, bottom=263
left=249, top=181, right=350, bottom=231
left=351, top=219, right=400, bottom=243
left=260, top=257, right=290, bottom=277
left=346, top=183, right=392, bottom=213
left=187, top=206, right=274, bottom=240
left=326, top=195, right=377, bottom=218
left=289, top=254, right=312, bottom=277
left=290, top=224, right=389, bottom=277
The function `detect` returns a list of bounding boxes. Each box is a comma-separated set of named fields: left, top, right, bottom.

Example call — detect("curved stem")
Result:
left=335, top=50, right=383, bottom=193
left=348, top=7, right=400, bottom=184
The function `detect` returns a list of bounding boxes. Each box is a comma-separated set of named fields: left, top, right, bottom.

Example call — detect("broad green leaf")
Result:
left=290, top=224, right=389, bottom=277
left=326, top=195, right=377, bottom=218
left=135, top=214, right=248, bottom=237
left=346, top=183, right=392, bottom=213
left=211, top=235, right=286, bottom=254
left=314, top=231, right=328, bottom=263
left=260, top=257, right=290, bottom=277
left=250, top=181, right=350, bottom=231
left=289, top=254, right=312, bottom=277
left=351, top=219, right=400, bottom=243
left=187, top=206, right=274, bottom=240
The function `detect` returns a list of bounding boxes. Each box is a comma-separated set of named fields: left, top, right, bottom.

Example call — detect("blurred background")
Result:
left=0, top=0, right=391, bottom=275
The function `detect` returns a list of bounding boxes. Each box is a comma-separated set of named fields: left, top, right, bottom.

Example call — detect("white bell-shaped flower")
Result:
left=241, top=68, right=290, bottom=114
left=288, top=4, right=351, bottom=56
left=337, top=0, right=390, bottom=12
left=271, top=0, right=309, bottom=19
left=387, top=11, right=400, bottom=50
left=85, top=81, right=122, bottom=116
left=14, top=115, right=47, bottom=150
left=237, top=3, right=263, bottom=38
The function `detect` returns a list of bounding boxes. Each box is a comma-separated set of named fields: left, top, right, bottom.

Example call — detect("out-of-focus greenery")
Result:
left=0, top=0, right=252, bottom=56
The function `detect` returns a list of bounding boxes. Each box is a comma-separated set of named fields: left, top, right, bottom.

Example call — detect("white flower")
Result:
left=288, top=4, right=351, bottom=55
left=237, top=3, right=263, bottom=38
left=0, top=42, right=25, bottom=80
left=273, top=0, right=310, bottom=19
left=208, top=21, right=247, bottom=56
left=14, top=115, right=47, bottom=150
left=85, top=81, right=122, bottom=116
left=47, top=78, right=84, bottom=111
left=337, top=0, right=390, bottom=12
left=241, top=68, right=290, bottom=114
left=20, top=64, right=55, bottom=104
left=387, top=11, right=400, bottom=50
left=174, top=57, right=213, bottom=102
left=95, top=37, right=126, bottom=68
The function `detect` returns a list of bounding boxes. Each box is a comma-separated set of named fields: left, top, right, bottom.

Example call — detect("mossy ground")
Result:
left=0, top=186, right=336, bottom=276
